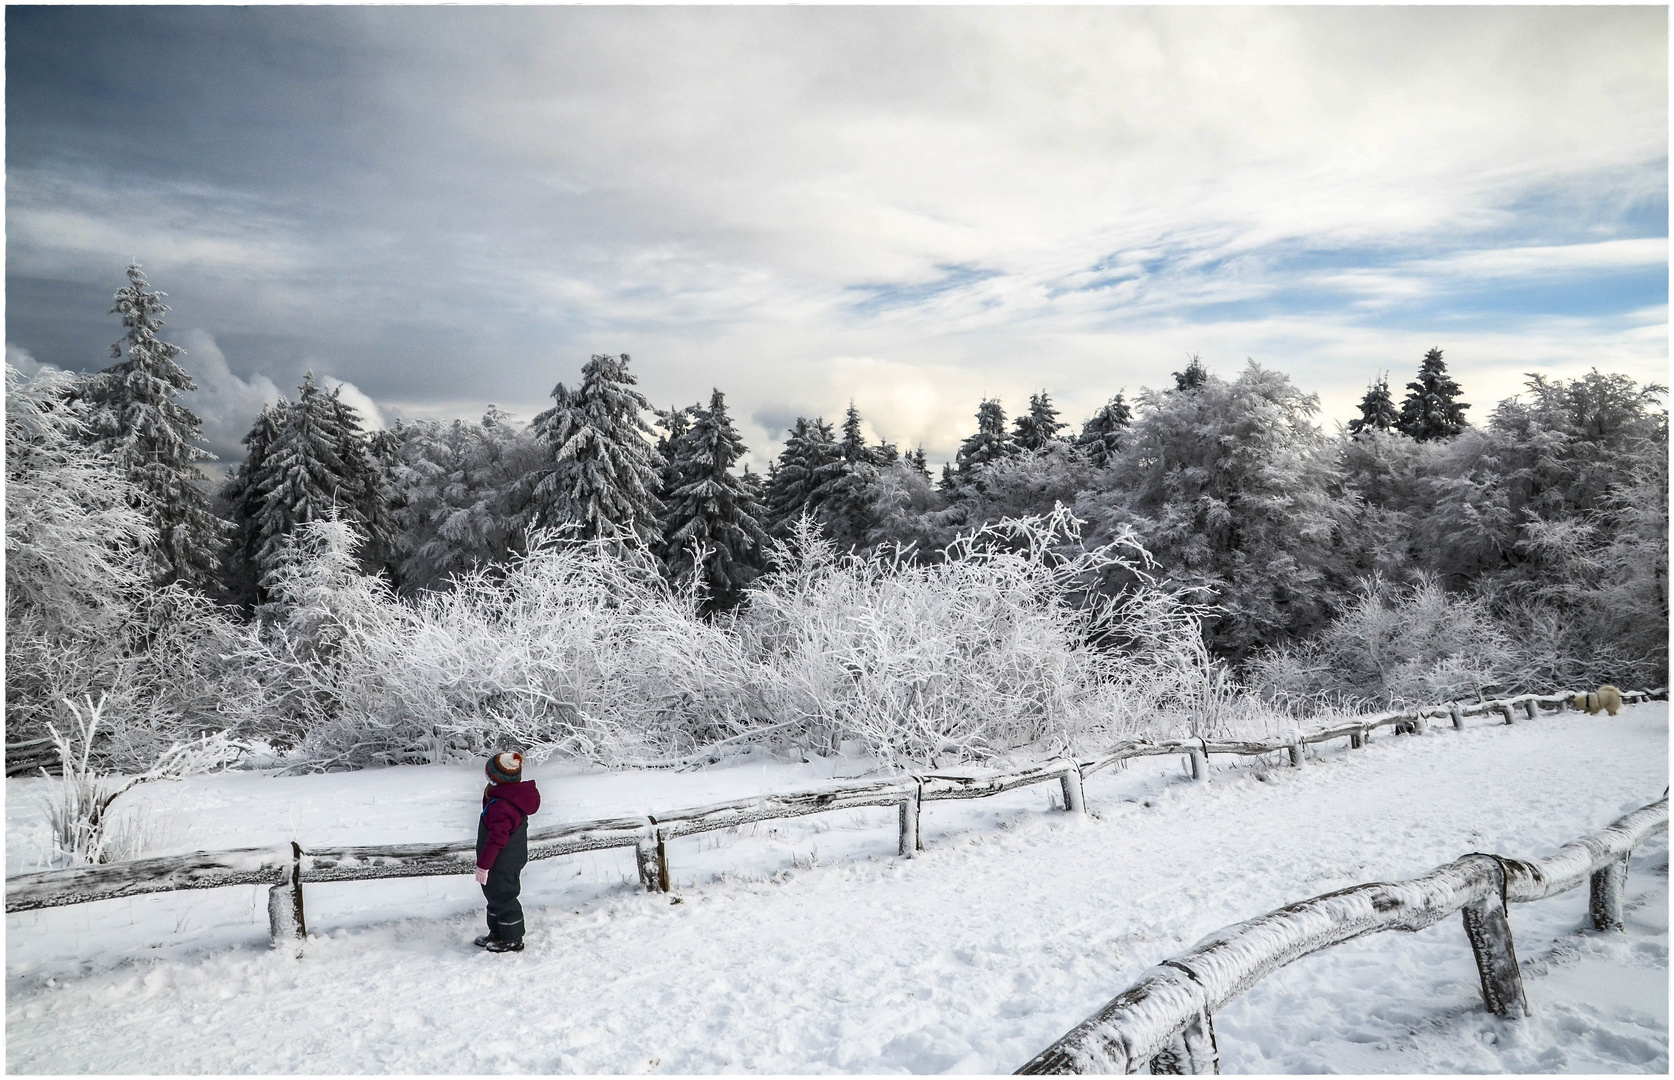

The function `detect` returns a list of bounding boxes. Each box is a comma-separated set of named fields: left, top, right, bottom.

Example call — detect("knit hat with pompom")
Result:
left=486, top=751, right=524, bottom=785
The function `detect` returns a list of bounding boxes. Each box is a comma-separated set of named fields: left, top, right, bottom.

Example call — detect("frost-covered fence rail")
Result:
left=7, top=685, right=1664, bottom=942
left=1015, top=796, right=1670, bottom=1075
left=2, top=847, right=293, bottom=911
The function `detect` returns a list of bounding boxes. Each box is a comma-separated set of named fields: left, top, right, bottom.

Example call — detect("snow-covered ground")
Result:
left=7, top=704, right=1668, bottom=1073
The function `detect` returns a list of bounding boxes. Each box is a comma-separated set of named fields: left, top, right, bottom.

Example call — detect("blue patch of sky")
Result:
left=846, top=263, right=1004, bottom=316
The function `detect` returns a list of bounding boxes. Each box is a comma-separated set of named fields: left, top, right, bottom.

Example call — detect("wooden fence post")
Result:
left=1059, top=765, right=1086, bottom=814
left=1499, top=703, right=1516, bottom=724
left=1450, top=702, right=1464, bottom=730
left=267, top=841, right=306, bottom=952
left=636, top=822, right=665, bottom=892
left=898, top=791, right=920, bottom=857
left=1522, top=699, right=1538, bottom=721
left=1188, top=742, right=1208, bottom=782
left=1460, top=865, right=1528, bottom=1018
left=1589, top=856, right=1628, bottom=932
left=1148, top=1008, right=1219, bottom=1074
left=1348, top=728, right=1364, bottom=750
left=1287, top=739, right=1304, bottom=768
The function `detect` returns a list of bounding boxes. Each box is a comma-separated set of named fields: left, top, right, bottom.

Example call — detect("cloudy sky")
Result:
left=7, top=6, right=1667, bottom=470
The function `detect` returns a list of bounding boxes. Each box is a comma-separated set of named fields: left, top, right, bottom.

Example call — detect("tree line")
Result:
left=7, top=265, right=1667, bottom=769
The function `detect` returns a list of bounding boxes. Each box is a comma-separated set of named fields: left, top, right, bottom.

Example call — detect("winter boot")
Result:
left=473, top=934, right=497, bottom=948
left=484, top=938, right=524, bottom=953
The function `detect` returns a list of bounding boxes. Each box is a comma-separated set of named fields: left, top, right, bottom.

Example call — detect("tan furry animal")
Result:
left=1571, top=685, right=1624, bottom=716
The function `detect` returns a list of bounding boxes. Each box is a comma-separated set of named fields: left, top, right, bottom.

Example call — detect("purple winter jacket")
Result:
left=477, top=779, right=541, bottom=870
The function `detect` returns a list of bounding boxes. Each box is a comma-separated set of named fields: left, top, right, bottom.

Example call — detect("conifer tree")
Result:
left=939, top=461, right=957, bottom=494
left=1077, top=393, right=1132, bottom=467
left=1348, top=373, right=1398, bottom=435
left=763, top=417, right=842, bottom=535
left=1012, top=391, right=1066, bottom=452
left=838, top=401, right=870, bottom=464
left=955, top=398, right=1014, bottom=478
left=219, top=402, right=286, bottom=608
left=252, top=374, right=381, bottom=592
left=1173, top=354, right=1209, bottom=392
left=1397, top=348, right=1469, bottom=441
left=80, top=264, right=225, bottom=590
left=814, top=401, right=882, bottom=548
left=527, top=353, right=665, bottom=547
left=659, top=389, right=769, bottom=610
left=907, top=446, right=932, bottom=481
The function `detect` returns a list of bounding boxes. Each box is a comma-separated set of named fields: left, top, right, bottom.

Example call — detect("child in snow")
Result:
left=475, top=751, right=541, bottom=953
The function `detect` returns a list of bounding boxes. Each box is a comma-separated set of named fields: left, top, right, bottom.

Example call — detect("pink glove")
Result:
left=475, top=867, right=489, bottom=885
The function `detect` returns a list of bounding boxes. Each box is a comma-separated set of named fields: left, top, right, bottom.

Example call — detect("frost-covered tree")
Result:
left=79, top=264, right=224, bottom=590
left=1085, top=361, right=1349, bottom=662
left=1077, top=394, right=1132, bottom=467
left=810, top=401, right=885, bottom=549
left=7, top=363, right=237, bottom=762
left=527, top=353, right=665, bottom=547
left=1347, top=373, right=1398, bottom=435
left=219, top=402, right=286, bottom=608
left=221, top=374, right=388, bottom=605
left=659, top=389, right=769, bottom=610
left=955, top=398, right=1014, bottom=480
left=1173, top=354, right=1209, bottom=392
left=1397, top=348, right=1469, bottom=441
left=1012, top=391, right=1066, bottom=452
left=907, top=446, right=932, bottom=481
left=388, top=407, right=545, bottom=594
left=764, top=416, right=843, bottom=536
left=6, top=365, right=153, bottom=736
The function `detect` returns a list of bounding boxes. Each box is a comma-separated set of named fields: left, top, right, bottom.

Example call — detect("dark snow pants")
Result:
left=477, top=817, right=528, bottom=944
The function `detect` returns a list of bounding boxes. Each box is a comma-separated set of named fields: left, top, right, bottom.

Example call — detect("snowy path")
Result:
left=7, top=705, right=1668, bottom=1073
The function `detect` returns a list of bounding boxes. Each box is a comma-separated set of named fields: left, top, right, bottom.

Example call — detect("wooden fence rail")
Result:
left=1014, top=796, right=1670, bottom=1075
left=7, top=686, right=1667, bottom=950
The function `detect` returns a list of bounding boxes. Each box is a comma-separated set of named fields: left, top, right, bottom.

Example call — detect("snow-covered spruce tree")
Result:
left=1396, top=348, right=1469, bottom=442
left=954, top=398, right=1015, bottom=481
left=763, top=416, right=843, bottom=537
left=807, top=401, right=884, bottom=549
left=219, top=402, right=286, bottom=609
left=907, top=446, right=932, bottom=481
left=388, top=407, right=545, bottom=594
left=659, top=389, right=770, bottom=611
left=1077, top=394, right=1132, bottom=467
left=78, top=264, right=225, bottom=591
left=1173, top=354, right=1209, bottom=392
left=1012, top=390, right=1067, bottom=452
left=1347, top=373, right=1398, bottom=435
left=526, top=353, right=665, bottom=548
left=241, top=373, right=388, bottom=604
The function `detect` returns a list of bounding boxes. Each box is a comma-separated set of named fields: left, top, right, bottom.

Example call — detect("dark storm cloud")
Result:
left=7, top=6, right=1666, bottom=469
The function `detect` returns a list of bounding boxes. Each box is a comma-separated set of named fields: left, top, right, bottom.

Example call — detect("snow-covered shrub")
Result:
left=226, top=506, right=1220, bottom=771
left=224, top=521, right=759, bottom=768
left=735, top=509, right=1217, bottom=767
left=1245, top=575, right=1519, bottom=711
left=44, top=694, right=241, bottom=865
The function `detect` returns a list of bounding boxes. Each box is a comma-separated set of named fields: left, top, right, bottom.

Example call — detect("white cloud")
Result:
left=6, top=343, right=51, bottom=379
left=175, top=329, right=282, bottom=463
left=321, top=376, right=386, bottom=433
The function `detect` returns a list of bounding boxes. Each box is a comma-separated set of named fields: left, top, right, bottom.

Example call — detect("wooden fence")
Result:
left=6, top=686, right=1666, bottom=953
left=1014, top=795, right=1670, bottom=1075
